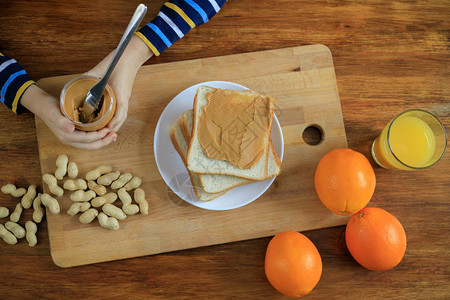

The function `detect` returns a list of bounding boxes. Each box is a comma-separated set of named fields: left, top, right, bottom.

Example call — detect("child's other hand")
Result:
left=86, top=35, right=153, bottom=133
left=21, top=85, right=117, bottom=150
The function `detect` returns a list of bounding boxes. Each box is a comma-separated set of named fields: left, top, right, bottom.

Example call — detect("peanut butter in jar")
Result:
left=60, top=75, right=116, bottom=131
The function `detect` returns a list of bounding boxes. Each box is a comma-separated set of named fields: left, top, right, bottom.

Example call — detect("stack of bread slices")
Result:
left=169, top=86, right=281, bottom=201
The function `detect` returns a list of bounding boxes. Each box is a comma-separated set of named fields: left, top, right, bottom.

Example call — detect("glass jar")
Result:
left=60, top=75, right=116, bottom=131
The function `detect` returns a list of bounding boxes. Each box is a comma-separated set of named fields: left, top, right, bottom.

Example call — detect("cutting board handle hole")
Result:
left=302, top=125, right=323, bottom=146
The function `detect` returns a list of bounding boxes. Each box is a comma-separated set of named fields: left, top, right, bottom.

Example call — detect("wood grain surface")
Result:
left=36, top=45, right=348, bottom=267
left=0, top=0, right=449, bottom=298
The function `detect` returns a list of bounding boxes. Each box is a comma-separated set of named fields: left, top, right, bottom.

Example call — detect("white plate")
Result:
left=154, top=81, right=284, bottom=210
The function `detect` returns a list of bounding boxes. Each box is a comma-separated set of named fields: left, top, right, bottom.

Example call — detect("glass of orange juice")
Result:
left=371, top=109, right=447, bottom=170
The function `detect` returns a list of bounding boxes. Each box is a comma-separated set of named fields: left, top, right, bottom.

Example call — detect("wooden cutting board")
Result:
left=36, top=44, right=348, bottom=267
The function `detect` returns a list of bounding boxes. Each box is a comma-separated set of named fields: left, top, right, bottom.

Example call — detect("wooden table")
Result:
left=1, top=0, right=448, bottom=298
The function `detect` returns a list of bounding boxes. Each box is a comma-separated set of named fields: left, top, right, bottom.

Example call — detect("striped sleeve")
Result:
left=136, top=0, right=227, bottom=56
left=0, top=53, right=35, bottom=114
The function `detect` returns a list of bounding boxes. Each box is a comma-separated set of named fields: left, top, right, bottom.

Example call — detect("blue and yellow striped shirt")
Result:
left=136, top=0, right=226, bottom=56
left=0, top=52, right=35, bottom=114
left=1, top=0, right=226, bottom=114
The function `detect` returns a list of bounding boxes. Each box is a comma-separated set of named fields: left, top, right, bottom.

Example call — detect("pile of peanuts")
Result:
left=0, top=154, right=149, bottom=246
left=44, top=154, right=149, bottom=230
left=0, top=184, right=40, bottom=246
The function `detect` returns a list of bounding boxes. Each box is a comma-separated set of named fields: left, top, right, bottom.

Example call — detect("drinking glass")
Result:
left=371, top=109, right=447, bottom=170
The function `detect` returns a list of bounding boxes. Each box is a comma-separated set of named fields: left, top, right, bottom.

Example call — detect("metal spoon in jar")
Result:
left=80, top=4, right=147, bottom=123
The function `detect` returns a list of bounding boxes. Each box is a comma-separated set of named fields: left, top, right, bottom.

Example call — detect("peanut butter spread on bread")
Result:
left=198, top=89, right=274, bottom=169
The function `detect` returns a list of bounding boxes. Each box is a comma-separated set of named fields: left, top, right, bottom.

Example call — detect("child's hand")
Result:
left=86, top=35, right=153, bottom=133
left=21, top=85, right=117, bottom=150
left=20, top=36, right=151, bottom=150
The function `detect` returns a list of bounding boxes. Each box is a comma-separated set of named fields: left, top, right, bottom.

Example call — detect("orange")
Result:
left=314, top=148, right=376, bottom=215
left=265, top=231, right=322, bottom=298
left=345, top=207, right=407, bottom=271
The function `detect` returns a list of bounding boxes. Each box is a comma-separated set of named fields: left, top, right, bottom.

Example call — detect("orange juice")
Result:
left=390, top=116, right=435, bottom=165
left=372, top=115, right=437, bottom=169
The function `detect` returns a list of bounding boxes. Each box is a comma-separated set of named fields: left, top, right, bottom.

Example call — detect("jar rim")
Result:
left=59, top=74, right=115, bottom=128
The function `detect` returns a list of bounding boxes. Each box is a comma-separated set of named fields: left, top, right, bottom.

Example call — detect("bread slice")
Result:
left=186, top=86, right=274, bottom=180
left=182, top=109, right=281, bottom=178
left=169, top=121, right=225, bottom=201
left=180, top=110, right=254, bottom=193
